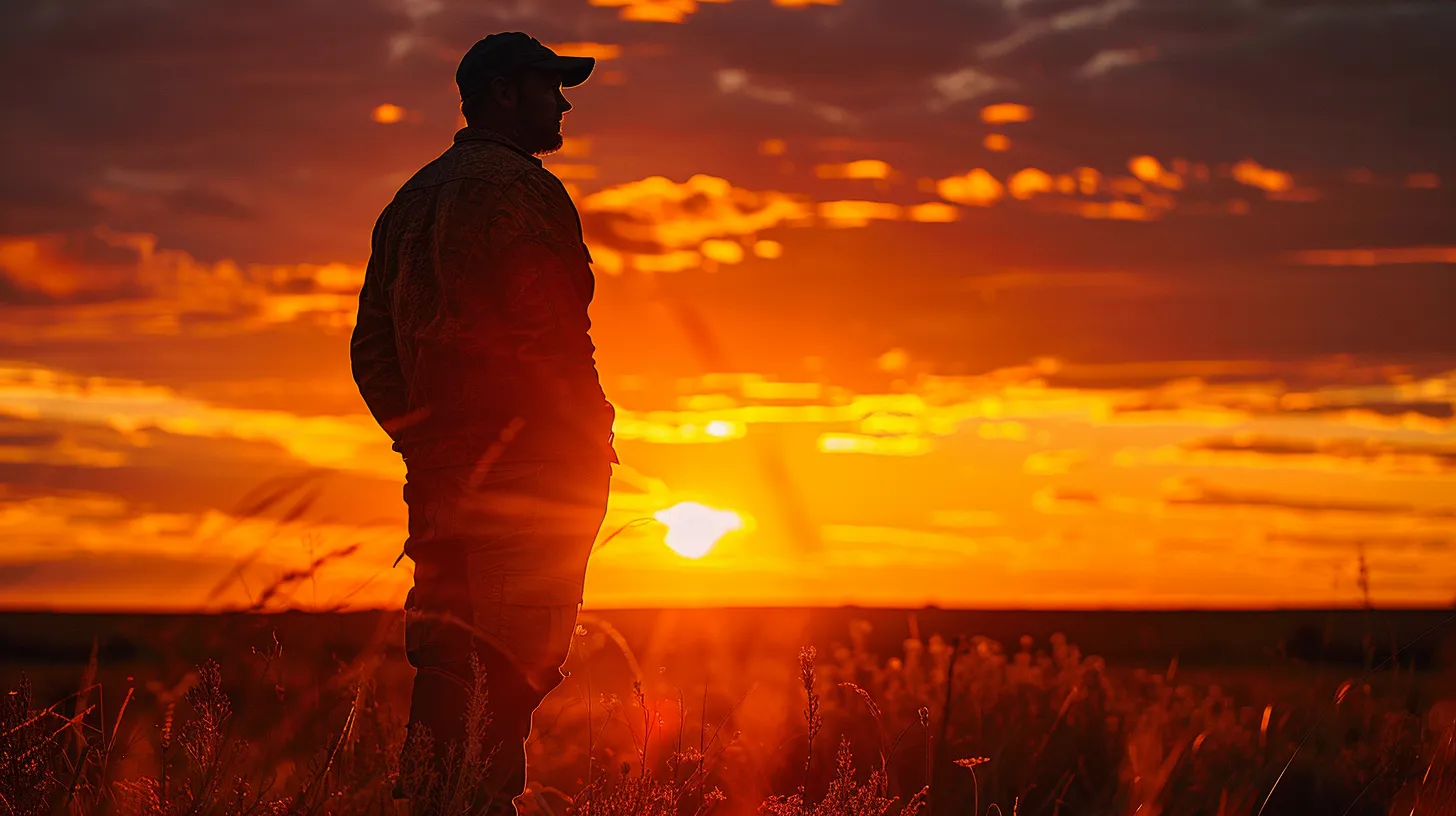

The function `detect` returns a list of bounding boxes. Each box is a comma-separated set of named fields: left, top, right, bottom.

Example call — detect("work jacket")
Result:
left=351, top=127, right=617, bottom=471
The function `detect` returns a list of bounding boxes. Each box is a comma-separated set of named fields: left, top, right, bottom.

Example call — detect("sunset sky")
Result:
left=1, top=0, right=1454, bottom=611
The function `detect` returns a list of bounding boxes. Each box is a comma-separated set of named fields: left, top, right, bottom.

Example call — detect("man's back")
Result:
left=351, top=127, right=615, bottom=472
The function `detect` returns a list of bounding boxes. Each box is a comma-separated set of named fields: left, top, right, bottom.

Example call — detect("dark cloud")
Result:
left=1266, top=532, right=1452, bottom=554
left=1182, top=435, right=1456, bottom=474
left=1286, top=402, right=1454, bottom=420
left=1167, top=479, right=1456, bottom=518
left=162, top=186, right=260, bottom=221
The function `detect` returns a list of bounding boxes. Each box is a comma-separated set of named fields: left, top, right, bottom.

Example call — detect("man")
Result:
left=350, top=32, right=617, bottom=815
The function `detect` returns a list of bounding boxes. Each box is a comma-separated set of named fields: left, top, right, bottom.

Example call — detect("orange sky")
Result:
left=1, top=0, right=1454, bottom=611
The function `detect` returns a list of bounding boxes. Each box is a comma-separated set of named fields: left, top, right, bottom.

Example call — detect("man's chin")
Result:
left=532, top=130, right=565, bottom=157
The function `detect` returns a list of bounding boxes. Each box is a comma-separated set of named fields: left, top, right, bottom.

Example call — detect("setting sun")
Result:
left=653, top=502, right=743, bottom=559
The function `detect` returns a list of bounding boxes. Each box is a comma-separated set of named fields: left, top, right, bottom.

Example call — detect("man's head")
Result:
left=456, top=33, right=594, bottom=156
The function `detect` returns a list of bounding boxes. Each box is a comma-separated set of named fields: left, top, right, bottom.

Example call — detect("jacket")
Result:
left=351, top=127, right=617, bottom=471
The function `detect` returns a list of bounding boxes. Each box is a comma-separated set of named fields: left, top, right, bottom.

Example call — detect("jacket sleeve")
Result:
left=350, top=209, right=411, bottom=440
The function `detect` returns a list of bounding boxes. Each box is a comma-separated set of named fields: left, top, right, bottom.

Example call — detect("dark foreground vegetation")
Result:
left=2, top=608, right=1454, bottom=815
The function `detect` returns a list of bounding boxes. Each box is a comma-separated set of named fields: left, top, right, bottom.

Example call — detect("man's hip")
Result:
left=400, top=457, right=611, bottom=692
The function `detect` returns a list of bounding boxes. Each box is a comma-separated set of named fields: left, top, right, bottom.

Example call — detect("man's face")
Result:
left=514, top=69, right=571, bottom=156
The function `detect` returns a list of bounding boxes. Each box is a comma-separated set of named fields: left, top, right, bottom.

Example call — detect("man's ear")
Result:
left=489, top=75, right=519, bottom=110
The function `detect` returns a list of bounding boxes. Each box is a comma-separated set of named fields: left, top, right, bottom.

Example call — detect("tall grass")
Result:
left=3, top=618, right=1453, bottom=816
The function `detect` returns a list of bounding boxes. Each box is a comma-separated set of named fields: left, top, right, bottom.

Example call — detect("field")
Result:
left=3, top=608, right=1455, bottom=815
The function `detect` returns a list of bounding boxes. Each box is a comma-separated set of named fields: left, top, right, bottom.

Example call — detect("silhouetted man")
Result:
left=350, top=32, right=617, bottom=816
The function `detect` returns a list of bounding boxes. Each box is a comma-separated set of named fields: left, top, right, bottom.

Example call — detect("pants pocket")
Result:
left=464, top=560, right=582, bottom=693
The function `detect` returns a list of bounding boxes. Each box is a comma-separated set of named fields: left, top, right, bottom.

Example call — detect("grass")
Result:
left=2, top=611, right=1454, bottom=816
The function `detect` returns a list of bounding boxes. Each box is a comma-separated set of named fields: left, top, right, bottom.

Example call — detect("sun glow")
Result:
left=653, top=502, right=743, bottom=558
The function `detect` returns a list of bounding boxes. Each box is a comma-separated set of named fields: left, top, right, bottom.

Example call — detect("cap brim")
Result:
left=532, top=55, right=595, bottom=88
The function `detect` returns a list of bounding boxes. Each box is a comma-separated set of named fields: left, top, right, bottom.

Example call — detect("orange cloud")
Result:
left=906, top=202, right=959, bottom=223
left=371, top=104, right=407, bottom=124
left=0, top=488, right=410, bottom=611
left=1127, top=156, right=1184, bottom=190
left=981, top=103, right=1034, bottom=124
left=1045, top=200, right=1160, bottom=221
left=816, top=200, right=902, bottom=227
left=1231, top=159, right=1293, bottom=193
left=588, top=0, right=709, bottom=23
left=983, top=133, right=1011, bottom=152
left=544, top=42, right=623, bottom=60
left=1284, top=247, right=1456, bottom=266
left=579, top=175, right=812, bottom=272
left=0, top=230, right=362, bottom=340
left=0, top=417, right=130, bottom=468
left=1007, top=168, right=1055, bottom=200
left=817, top=433, right=932, bottom=456
left=0, top=363, right=401, bottom=479
left=936, top=169, right=1004, bottom=206
left=699, top=238, right=745, bottom=264
left=1023, top=448, right=1087, bottom=475
left=814, top=159, right=893, bottom=180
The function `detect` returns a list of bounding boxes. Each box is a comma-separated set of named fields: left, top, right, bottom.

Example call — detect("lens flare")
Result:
left=653, top=502, right=742, bottom=559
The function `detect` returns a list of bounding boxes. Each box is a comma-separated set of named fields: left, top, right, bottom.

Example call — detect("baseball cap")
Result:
left=456, top=32, right=595, bottom=101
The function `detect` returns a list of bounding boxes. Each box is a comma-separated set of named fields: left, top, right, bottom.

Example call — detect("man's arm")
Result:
left=481, top=179, right=617, bottom=452
left=350, top=210, right=411, bottom=440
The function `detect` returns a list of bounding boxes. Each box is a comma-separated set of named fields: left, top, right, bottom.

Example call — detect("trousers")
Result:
left=397, top=457, right=611, bottom=815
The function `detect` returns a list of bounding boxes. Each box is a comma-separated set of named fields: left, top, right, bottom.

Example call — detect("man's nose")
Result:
left=558, top=93, right=572, bottom=114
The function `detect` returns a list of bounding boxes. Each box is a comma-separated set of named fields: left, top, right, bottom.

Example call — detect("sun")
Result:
left=653, top=502, right=742, bottom=559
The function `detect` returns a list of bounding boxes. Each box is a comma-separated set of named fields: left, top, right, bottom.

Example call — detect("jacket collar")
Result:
left=452, top=126, right=543, bottom=167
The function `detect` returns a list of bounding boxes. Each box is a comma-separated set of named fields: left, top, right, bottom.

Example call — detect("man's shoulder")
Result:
left=397, top=138, right=538, bottom=197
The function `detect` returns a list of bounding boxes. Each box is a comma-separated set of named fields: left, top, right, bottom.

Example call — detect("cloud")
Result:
left=578, top=175, right=813, bottom=272
left=1078, top=47, right=1155, bottom=78
left=89, top=168, right=260, bottom=222
left=1031, top=486, right=1104, bottom=514
left=0, top=417, right=130, bottom=468
left=981, top=103, right=1035, bottom=124
left=980, top=0, right=1139, bottom=60
left=1117, top=434, right=1456, bottom=476
left=814, top=160, right=894, bottom=181
left=1284, top=247, right=1456, bottom=267
left=1023, top=448, right=1087, bottom=475
left=0, top=229, right=361, bottom=339
left=929, top=69, right=1009, bottom=111
left=1231, top=159, right=1294, bottom=193
left=587, top=0, right=727, bottom=24
left=0, top=362, right=400, bottom=480
left=715, top=68, right=855, bottom=124
left=936, top=170, right=1005, bottom=207
left=816, top=200, right=903, bottom=228
left=1164, top=478, right=1456, bottom=520
left=0, top=488, right=408, bottom=611
left=926, top=157, right=1234, bottom=221
left=1265, top=532, right=1451, bottom=554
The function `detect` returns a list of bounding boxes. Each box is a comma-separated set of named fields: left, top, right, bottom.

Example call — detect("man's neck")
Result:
left=456, top=124, right=543, bottom=166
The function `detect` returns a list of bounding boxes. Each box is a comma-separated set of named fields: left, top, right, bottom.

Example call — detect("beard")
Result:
left=528, top=123, right=565, bottom=157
